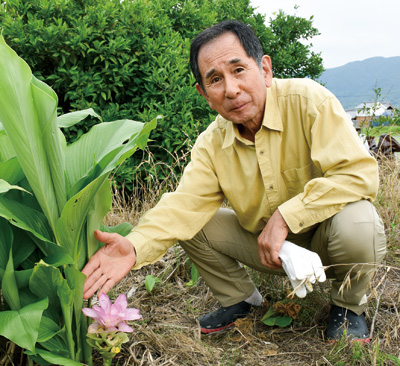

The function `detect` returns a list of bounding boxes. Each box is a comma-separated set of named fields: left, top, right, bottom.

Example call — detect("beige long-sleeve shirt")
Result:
left=127, top=78, right=378, bottom=269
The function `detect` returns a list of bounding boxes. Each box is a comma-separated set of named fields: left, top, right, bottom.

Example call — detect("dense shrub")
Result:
left=0, top=0, right=323, bottom=191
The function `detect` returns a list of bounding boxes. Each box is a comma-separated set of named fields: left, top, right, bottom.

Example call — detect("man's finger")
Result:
left=83, top=271, right=106, bottom=299
left=83, top=280, right=100, bottom=299
left=81, top=254, right=100, bottom=277
left=83, top=266, right=103, bottom=293
left=84, top=273, right=109, bottom=299
left=98, top=278, right=116, bottom=298
left=94, top=230, right=121, bottom=245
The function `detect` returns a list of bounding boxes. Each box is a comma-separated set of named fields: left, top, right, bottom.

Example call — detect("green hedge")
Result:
left=0, top=0, right=323, bottom=191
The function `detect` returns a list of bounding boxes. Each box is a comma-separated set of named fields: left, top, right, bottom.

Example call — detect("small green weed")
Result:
left=145, top=274, right=160, bottom=293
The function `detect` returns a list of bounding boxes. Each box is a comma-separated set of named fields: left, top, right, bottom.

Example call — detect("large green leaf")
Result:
left=0, top=158, right=25, bottom=184
left=57, top=108, right=102, bottom=128
left=31, top=75, right=67, bottom=213
left=0, top=297, right=48, bottom=352
left=64, top=265, right=87, bottom=362
left=0, top=217, right=13, bottom=269
left=14, top=269, right=34, bottom=289
left=65, top=119, right=144, bottom=193
left=86, top=179, right=112, bottom=259
left=37, top=318, right=71, bottom=362
left=33, top=349, right=83, bottom=366
left=43, top=253, right=75, bottom=268
left=29, top=262, right=86, bottom=362
left=12, top=227, right=39, bottom=268
left=37, top=316, right=65, bottom=343
left=101, top=222, right=134, bottom=237
left=0, top=179, right=29, bottom=194
left=57, top=273, right=75, bottom=360
left=56, top=174, right=109, bottom=263
left=2, top=248, right=21, bottom=310
left=0, top=131, right=16, bottom=161
left=0, top=35, right=63, bottom=231
left=29, top=262, right=65, bottom=323
left=0, top=196, right=53, bottom=243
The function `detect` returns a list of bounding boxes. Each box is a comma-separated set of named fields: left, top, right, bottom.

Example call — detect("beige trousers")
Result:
left=179, top=200, right=387, bottom=315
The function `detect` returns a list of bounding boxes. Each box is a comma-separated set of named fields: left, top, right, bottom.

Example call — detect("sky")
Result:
left=249, top=0, right=400, bottom=69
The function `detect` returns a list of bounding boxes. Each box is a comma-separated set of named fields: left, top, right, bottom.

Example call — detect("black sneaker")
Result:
left=199, top=300, right=252, bottom=334
left=326, top=305, right=370, bottom=344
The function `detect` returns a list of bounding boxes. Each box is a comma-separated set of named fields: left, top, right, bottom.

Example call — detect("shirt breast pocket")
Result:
left=281, top=163, right=321, bottom=198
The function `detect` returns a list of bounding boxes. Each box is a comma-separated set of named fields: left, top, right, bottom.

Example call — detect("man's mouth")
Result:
left=231, top=102, right=248, bottom=111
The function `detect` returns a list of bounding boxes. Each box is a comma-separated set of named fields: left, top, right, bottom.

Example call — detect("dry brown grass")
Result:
left=98, top=155, right=400, bottom=365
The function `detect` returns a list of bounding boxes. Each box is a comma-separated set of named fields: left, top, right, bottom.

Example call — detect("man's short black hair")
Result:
left=190, top=20, right=264, bottom=91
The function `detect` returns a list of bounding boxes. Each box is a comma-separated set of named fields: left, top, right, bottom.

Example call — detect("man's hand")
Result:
left=257, top=209, right=289, bottom=269
left=82, top=230, right=137, bottom=299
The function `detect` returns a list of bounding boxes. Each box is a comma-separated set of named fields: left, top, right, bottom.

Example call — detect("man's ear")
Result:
left=261, top=55, right=273, bottom=88
left=195, top=83, right=215, bottom=110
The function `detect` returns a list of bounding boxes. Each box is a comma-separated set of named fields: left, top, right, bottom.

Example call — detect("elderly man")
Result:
left=82, top=20, right=386, bottom=342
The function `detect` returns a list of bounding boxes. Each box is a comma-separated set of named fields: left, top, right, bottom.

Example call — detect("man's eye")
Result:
left=235, top=67, right=245, bottom=73
left=211, top=76, right=221, bottom=84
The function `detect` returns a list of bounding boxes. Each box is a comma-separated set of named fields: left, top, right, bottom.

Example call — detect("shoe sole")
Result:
left=326, top=337, right=371, bottom=345
left=200, top=322, right=235, bottom=334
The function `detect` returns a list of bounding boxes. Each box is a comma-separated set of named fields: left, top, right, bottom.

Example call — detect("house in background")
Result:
left=346, top=102, right=396, bottom=128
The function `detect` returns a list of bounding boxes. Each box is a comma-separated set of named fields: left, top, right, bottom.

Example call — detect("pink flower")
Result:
left=82, top=293, right=141, bottom=333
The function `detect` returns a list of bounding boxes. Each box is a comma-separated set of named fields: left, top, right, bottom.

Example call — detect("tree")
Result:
left=265, top=10, right=324, bottom=78
left=0, top=0, right=324, bottom=190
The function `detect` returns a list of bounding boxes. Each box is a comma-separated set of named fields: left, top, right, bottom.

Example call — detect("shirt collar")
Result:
left=221, top=79, right=283, bottom=149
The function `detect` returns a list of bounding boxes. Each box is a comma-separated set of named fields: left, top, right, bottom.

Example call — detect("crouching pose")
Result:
left=82, top=20, right=386, bottom=342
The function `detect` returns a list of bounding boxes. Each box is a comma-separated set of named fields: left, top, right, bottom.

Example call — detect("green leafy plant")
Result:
left=0, top=35, right=156, bottom=365
left=145, top=275, right=160, bottom=293
left=261, top=300, right=301, bottom=328
left=186, top=263, right=200, bottom=287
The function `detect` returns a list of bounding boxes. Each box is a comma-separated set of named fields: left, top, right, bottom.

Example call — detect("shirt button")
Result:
left=299, top=222, right=304, bottom=227
left=269, top=185, right=273, bottom=190
left=259, top=150, right=264, bottom=156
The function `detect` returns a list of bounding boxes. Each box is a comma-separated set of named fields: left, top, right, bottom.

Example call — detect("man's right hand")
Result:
left=257, top=209, right=289, bottom=269
left=82, top=230, right=137, bottom=299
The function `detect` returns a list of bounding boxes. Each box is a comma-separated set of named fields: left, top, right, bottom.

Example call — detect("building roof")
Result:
left=349, top=102, right=395, bottom=117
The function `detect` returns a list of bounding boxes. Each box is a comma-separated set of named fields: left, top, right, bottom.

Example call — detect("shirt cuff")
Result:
left=278, top=196, right=312, bottom=234
left=125, top=230, right=150, bottom=270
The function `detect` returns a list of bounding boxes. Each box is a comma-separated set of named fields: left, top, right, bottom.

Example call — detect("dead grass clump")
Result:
left=106, top=146, right=190, bottom=227
left=375, top=156, right=400, bottom=254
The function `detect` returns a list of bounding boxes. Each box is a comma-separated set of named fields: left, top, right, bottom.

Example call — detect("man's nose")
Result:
left=224, top=76, right=241, bottom=98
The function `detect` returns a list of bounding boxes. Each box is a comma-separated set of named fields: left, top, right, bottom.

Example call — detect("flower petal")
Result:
left=123, top=308, right=142, bottom=321
left=99, top=293, right=112, bottom=313
left=87, top=322, right=102, bottom=333
left=82, top=308, right=101, bottom=320
left=117, top=322, right=134, bottom=333
left=92, top=305, right=103, bottom=312
left=113, top=293, right=127, bottom=310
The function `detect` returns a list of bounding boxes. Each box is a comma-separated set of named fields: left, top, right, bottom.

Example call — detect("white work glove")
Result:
left=279, top=240, right=326, bottom=298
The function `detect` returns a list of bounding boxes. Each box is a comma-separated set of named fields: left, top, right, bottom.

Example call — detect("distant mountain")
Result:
left=318, top=56, right=400, bottom=110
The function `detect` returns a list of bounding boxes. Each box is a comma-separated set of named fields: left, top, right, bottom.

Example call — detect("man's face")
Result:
left=196, top=32, right=272, bottom=129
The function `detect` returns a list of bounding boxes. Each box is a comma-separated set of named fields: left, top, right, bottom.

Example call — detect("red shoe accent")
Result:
left=326, top=337, right=371, bottom=345
left=201, top=322, right=235, bottom=334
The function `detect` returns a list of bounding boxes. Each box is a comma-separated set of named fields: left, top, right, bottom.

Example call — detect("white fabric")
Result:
left=279, top=240, right=326, bottom=298
left=244, top=288, right=263, bottom=306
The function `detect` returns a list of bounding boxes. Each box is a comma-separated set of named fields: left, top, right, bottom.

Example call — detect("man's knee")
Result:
left=179, top=208, right=240, bottom=255
left=328, top=200, right=386, bottom=263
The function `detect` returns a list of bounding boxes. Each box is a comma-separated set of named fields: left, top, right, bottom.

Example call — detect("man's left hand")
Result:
left=257, top=209, right=289, bottom=269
